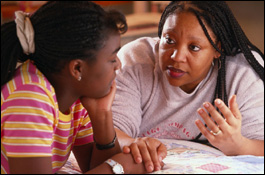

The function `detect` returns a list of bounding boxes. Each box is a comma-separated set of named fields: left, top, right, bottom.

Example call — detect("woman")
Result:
left=113, top=1, right=264, bottom=158
left=1, top=1, right=152, bottom=174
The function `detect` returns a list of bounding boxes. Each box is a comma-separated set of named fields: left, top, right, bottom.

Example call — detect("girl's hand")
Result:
left=80, top=81, right=116, bottom=119
left=122, top=137, right=167, bottom=173
left=195, top=95, right=245, bottom=155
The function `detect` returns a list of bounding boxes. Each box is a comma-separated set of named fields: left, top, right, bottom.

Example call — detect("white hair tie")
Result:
left=15, top=11, right=35, bottom=55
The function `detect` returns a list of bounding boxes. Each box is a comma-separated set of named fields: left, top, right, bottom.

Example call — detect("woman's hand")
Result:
left=122, top=137, right=167, bottom=173
left=195, top=95, right=246, bottom=155
left=80, top=81, right=116, bottom=119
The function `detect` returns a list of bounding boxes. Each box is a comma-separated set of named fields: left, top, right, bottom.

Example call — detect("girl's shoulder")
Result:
left=1, top=60, right=56, bottom=105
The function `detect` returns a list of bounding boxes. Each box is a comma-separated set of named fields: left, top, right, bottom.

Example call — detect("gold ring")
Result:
left=210, top=130, right=221, bottom=136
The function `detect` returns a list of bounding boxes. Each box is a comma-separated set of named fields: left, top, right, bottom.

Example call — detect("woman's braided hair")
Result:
left=158, top=1, right=264, bottom=141
left=1, top=1, right=127, bottom=87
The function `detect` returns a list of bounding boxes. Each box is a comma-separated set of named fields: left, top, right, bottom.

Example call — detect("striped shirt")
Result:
left=1, top=60, right=93, bottom=174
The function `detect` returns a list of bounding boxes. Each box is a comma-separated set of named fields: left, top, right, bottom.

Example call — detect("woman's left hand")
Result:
left=122, top=137, right=167, bottom=173
left=195, top=95, right=246, bottom=155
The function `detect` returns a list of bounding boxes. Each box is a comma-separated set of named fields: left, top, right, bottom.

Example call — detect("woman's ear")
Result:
left=68, top=59, right=83, bottom=81
left=214, top=42, right=222, bottom=59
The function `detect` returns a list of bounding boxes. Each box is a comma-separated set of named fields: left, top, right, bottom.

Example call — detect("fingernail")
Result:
left=216, top=99, right=222, bottom=105
left=156, top=166, right=161, bottom=171
left=204, top=102, right=210, bottom=108
left=159, top=156, right=162, bottom=162
left=197, top=108, right=203, bottom=114
left=137, top=157, right=142, bottom=163
left=148, top=165, right=154, bottom=172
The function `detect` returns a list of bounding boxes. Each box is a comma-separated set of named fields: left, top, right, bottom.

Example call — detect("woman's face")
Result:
left=159, top=11, right=220, bottom=93
left=81, top=32, right=121, bottom=98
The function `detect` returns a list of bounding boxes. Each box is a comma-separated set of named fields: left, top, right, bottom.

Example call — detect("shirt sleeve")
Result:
left=1, top=84, right=55, bottom=157
left=72, top=102, right=94, bottom=146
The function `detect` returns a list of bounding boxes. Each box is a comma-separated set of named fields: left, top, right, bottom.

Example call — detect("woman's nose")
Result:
left=170, top=49, right=186, bottom=62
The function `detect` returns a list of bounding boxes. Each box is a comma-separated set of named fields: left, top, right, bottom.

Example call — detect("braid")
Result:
left=1, top=1, right=127, bottom=86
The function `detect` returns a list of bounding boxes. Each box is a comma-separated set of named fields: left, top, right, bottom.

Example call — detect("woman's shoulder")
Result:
left=226, top=51, right=264, bottom=79
left=118, top=37, right=159, bottom=68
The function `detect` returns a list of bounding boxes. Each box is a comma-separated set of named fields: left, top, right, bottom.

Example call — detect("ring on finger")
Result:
left=210, top=130, right=222, bottom=136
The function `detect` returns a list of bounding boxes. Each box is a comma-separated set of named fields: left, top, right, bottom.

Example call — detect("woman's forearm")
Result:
left=239, top=138, right=264, bottom=156
left=115, top=128, right=135, bottom=148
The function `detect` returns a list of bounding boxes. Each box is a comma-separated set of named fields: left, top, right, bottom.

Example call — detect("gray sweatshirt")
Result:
left=112, top=37, right=264, bottom=141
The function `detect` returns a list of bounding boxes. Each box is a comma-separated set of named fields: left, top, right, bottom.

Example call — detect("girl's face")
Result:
left=159, top=11, right=220, bottom=93
left=81, top=32, right=121, bottom=98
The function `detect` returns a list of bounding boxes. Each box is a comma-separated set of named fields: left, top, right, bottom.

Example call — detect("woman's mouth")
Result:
left=166, top=66, right=186, bottom=78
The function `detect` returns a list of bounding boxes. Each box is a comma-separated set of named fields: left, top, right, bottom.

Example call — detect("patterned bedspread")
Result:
left=58, top=139, right=264, bottom=174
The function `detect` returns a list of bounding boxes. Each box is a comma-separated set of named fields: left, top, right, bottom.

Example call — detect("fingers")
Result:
left=195, top=119, right=215, bottom=140
left=128, top=143, right=143, bottom=164
left=157, top=143, right=167, bottom=161
left=122, top=146, right=131, bottom=154
left=229, top=95, right=241, bottom=120
left=197, top=107, right=223, bottom=134
left=138, top=143, right=155, bottom=172
left=128, top=138, right=166, bottom=173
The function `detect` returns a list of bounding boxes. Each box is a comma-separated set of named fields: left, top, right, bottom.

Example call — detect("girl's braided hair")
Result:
left=1, top=1, right=127, bottom=87
left=158, top=1, right=264, bottom=141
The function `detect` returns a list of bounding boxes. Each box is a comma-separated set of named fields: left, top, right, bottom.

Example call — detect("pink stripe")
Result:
left=1, top=85, right=10, bottom=100
left=1, top=153, right=10, bottom=174
left=4, top=98, right=55, bottom=114
left=52, top=154, right=71, bottom=162
left=4, top=145, right=51, bottom=154
left=74, top=135, right=93, bottom=146
left=52, top=142, right=70, bottom=151
left=15, top=84, right=47, bottom=94
left=2, top=130, right=53, bottom=138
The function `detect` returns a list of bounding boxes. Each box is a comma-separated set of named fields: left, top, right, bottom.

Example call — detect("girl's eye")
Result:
left=111, top=59, right=117, bottom=63
left=190, top=45, right=200, bottom=51
left=165, top=35, right=175, bottom=44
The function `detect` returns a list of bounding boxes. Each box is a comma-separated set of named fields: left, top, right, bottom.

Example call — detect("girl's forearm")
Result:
left=89, top=110, right=122, bottom=169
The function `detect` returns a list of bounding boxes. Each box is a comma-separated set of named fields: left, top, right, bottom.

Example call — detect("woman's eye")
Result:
left=190, top=45, right=200, bottom=51
left=165, top=36, right=175, bottom=44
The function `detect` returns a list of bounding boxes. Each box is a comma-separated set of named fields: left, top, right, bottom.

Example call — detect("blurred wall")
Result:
left=227, top=1, right=264, bottom=53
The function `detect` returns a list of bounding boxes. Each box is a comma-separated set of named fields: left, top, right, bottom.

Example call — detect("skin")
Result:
left=8, top=32, right=148, bottom=174
left=158, top=11, right=220, bottom=93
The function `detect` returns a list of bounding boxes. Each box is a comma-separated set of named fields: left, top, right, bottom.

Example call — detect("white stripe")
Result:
left=7, top=152, right=51, bottom=156
left=2, top=113, right=54, bottom=124
left=2, top=142, right=51, bottom=146
left=53, top=144, right=72, bottom=152
left=1, top=150, right=8, bottom=160
left=76, top=132, right=93, bottom=139
left=11, top=79, right=17, bottom=90
left=4, top=128, right=53, bottom=133
left=53, top=133, right=73, bottom=140
left=5, top=97, right=52, bottom=107
left=1, top=165, right=7, bottom=174
left=5, top=121, right=52, bottom=126
left=3, top=136, right=52, bottom=141
left=56, top=127, right=74, bottom=131
left=2, top=105, right=54, bottom=115
left=58, top=121, right=71, bottom=125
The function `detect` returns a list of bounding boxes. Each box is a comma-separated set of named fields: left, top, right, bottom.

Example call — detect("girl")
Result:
left=1, top=1, right=151, bottom=174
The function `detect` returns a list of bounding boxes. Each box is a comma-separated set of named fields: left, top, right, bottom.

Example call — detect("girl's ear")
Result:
left=68, top=59, right=83, bottom=81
